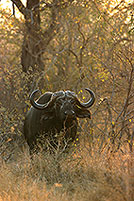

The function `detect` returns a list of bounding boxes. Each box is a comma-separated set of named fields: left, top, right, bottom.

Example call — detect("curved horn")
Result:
left=30, top=89, right=53, bottom=110
left=77, top=88, right=95, bottom=108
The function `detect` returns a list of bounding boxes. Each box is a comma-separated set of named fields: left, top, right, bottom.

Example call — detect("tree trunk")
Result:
left=21, top=0, right=44, bottom=72
left=11, top=0, right=74, bottom=72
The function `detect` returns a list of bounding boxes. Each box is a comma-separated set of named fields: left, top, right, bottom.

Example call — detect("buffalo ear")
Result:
left=75, top=107, right=91, bottom=119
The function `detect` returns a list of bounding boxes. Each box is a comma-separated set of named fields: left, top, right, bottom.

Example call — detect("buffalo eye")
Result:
left=70, top=99, right=75, bottom=104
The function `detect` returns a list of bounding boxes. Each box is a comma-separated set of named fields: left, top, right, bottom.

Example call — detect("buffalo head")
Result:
left=24, top=88, right=95, bottom=154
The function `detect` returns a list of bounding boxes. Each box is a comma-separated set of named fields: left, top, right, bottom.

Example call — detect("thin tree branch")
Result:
left=10, top=0, right=27, bottom=16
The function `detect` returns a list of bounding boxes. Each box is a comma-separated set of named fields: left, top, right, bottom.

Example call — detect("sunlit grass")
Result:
left=0, top=143, right=134, bottom=201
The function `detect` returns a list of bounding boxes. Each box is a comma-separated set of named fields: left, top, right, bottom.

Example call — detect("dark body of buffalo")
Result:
left=24, top=88, right=95, bottom=154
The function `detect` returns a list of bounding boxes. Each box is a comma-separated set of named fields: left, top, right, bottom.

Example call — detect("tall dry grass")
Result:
left=0, top=143, right=134, bottom=201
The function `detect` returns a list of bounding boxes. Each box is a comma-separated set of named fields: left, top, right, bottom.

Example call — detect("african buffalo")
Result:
left=24, top=88, right=95, bottom=154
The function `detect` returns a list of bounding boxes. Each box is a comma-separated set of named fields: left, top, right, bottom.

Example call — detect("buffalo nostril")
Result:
left=71, top=110, right=75, bottom=115
left=64, top=110, right=75, bottom=116
left=64, top=111, right=67, bottom=115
